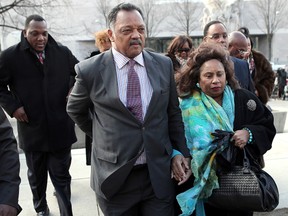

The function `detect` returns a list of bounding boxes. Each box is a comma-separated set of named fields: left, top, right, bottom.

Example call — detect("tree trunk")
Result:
left=267, top=33, right=273, bottom=61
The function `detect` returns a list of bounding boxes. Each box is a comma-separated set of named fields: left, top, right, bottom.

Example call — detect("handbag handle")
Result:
left=242, top=148, right=251, bottom=174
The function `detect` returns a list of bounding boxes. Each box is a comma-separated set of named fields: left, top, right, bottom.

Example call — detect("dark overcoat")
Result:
left=0, top=107, right=22, bottom=214
left=251, top=50, right=275, bottom=104
left=231, top=57, right=255, bottom=93
left=0, top=33, right=78, bottom=151
left=233, top=88, right=276, bottom=166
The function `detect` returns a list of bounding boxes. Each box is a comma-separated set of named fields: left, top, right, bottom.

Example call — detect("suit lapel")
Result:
left=100, top=50, right=162, bottom=124
left=101, top=51, right=118, bottom=99
left=143, top=51, right=161, bottom=123
left=101, top=51, right=141, bottom=121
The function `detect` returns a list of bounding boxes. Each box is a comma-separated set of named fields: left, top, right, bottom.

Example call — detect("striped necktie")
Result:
left=38, top=52, right=44, bottom=64
left=126, top=59, right=143, bottom=122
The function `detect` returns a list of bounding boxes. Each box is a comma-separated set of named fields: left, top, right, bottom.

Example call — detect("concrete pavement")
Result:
left=15, top=98, right=288, bottom=215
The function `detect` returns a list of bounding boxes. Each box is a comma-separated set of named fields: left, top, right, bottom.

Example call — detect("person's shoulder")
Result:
left=252, top=49, right=266, bottom=59
left=54, top=42, right=72, bottom=52
left=89, top=50, right=101, bottom=58
left=144, top=50, right=171, bottom=63
left=231, top=56, right=249, bottom=73
left=47, top=40, right=78, bottom=62
left=232, top=56, right=247, bottom=64
left=77, top=52, right=106, bottom=69
left=234, top=88, right=259, bottom=101
left=252, top=50, right=271, bottom=67
left=0, top=44, right=20, bottom=64
left=46, top=35, right=72, bottom=52
left=1, top=43, right=20, bottom=56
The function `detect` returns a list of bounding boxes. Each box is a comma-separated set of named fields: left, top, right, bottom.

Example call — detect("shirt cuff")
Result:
left=172, top=149, right=182, bottom=158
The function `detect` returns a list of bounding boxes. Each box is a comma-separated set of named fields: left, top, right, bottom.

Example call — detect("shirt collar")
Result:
left=34, top=50, right=46, bottom=58
left=112, top=47, right=144, bottom=69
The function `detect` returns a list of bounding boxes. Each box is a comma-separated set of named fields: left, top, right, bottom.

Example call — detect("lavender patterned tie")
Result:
left=126, top=59, right=143, bottom=122
left=38, top=52, right=44, bottom=64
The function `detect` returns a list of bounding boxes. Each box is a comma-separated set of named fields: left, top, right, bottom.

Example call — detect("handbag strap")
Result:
left=242, top=148, right=251, bottom=173
left=243, top=147, right=263, bottom=170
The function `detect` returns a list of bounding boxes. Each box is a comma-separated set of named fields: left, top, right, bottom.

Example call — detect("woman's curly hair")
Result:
left=176, top=42, right=240, bottom=98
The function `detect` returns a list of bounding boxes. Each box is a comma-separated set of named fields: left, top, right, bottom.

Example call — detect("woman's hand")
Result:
left=231, top=129, right=249, bottom=149
left=171, top=155, right=192, bottom=185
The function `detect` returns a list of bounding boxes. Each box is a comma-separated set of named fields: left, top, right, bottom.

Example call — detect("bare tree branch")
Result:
left=169, top=0, right=201, bottom=36
left=250, top=0, right=288, bottom=60
left=95, top=0, right=113, bottom=28
left=136, top=0, right=165, bottom=38
left=0, top=0, right=72, bottom=30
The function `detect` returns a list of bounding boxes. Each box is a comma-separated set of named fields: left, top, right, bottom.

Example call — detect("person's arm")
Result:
left=67, top=49, right=79, bottom=89
left=166, top=58, right=192, bottom=184
left=0, top=108, right=22, bottom=215
left=66, top=63, right=93, bottom=137
left=65, top=48, right=79, bottom=101
left=0, top=51, right=23, bottom=117
left=166, top=58, right=190, bottom=157
left=234, top=89, right=276, bottom=156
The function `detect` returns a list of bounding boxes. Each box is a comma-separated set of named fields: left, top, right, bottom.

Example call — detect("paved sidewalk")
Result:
left=16, top=98, right=288, bottom=215
left=18, top=148, right=101, bottom=216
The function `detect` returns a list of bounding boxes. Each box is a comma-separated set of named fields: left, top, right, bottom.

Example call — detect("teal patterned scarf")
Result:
left=177, top=86, right=235, bottom=216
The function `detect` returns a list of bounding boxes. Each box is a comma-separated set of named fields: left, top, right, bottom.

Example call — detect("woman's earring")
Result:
left=196, top=83, right=200, bottom=88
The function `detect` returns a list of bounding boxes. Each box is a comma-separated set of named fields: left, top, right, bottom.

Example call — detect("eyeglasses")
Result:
left=237, top=49, right=249, bottom=56
left=178, top=48, right=191, bottom=53
left=207, top=33, right=228, bottom=40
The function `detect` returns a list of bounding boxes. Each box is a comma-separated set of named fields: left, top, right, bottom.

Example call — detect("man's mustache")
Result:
left=130, top=40, right=142, bottom=46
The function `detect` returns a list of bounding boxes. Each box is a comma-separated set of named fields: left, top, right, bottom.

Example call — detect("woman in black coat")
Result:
left=172, top=42, right=276, bottom=216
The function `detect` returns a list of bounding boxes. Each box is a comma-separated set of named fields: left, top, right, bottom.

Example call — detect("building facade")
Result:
left=1, top=0, right=287, bottom=64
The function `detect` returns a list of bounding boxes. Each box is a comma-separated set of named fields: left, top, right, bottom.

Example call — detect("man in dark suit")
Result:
left=0, top=15, right=78, bottom=216
left=0, top=107, right=22, bottom=216
left=203, top=20, right=255, bottom=92
left=67, top=3, right=191, bottom=215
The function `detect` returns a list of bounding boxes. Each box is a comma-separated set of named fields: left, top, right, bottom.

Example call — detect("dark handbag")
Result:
left=208, top=147, right=279, bottom=212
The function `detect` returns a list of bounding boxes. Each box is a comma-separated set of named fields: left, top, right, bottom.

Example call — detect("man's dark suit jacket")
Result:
left=231, top=57, right=255, bottom=92
left=67, top=50, right=190, bottom=200
left=0, top=107, right=21, bottom=214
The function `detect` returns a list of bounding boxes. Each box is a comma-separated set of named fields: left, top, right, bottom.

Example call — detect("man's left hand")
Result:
left=171, top=155, right=192, bottom=185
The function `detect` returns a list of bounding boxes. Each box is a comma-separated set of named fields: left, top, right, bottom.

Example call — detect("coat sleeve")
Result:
left=167, top=60, right=190, bottom=158
left=234, top=89, right=276, bottom=156
left=252, top=50, right=275, bottom=104
left=66, top=63, right=93, bottom=137
left=66, top=47, right=79, bottom=89
left=0, top=108, right=22, bottom=213
left=0, top=48, right=23, bottom=116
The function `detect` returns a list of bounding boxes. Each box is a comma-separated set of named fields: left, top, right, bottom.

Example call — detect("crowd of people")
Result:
left=0, top=2, right=278, bottom=216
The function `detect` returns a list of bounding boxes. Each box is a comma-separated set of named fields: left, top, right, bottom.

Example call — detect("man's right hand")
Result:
left=13, top=107, right=29, bottom=123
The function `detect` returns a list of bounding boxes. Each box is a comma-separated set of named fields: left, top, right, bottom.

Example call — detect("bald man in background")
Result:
left=226, top=30, right=256, bottom=93
left=228, top=31, right=249, bottom=60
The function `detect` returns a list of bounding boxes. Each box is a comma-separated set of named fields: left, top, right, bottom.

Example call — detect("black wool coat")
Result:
left=0, top=107, right=22, bottom=213
left=0, top=33, right=78, bottom=151
left=233, top=88, right=276, bottom=165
